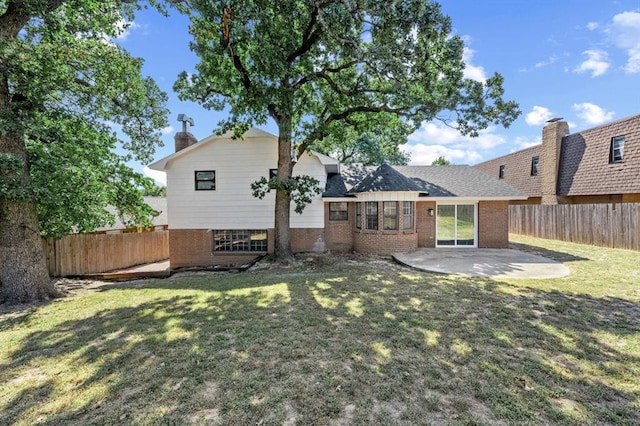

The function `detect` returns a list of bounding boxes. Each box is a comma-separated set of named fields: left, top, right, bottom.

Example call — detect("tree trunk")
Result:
left=274, top=116, right=295, bottom=262
left=0, top=76, right=57, bottom=304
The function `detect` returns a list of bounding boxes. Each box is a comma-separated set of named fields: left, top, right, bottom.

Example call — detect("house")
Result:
left=92, top=197, right=168, bottom=234
left=148, top=128, right=526, bottom=268
left=474, top=114, right=640, bottom=204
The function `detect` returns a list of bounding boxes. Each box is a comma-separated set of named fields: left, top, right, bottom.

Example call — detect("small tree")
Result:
left=431, top=156, right=451, bottom=166
left=174, top=0, right=520, bottom=261
left=0, top=1, right=169, bottom=303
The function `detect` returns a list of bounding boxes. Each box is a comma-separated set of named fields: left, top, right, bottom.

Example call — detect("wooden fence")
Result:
left=1, top=230, right=169, bottom=280
left=509, top=203, right=640, bottom=251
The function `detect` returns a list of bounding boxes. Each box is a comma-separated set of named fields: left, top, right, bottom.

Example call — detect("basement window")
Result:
left=213, top=230, right=267, bottom=252
left=610, top=136, right=625, bottom=163
left=531, top=156, right=539, bottom=176
left=195, top=170, right=216, bottom=190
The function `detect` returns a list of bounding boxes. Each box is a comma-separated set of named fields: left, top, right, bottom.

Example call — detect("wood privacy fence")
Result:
left=44, top=231, right=169, bottom=277
left=509, top=203, right=640, bottom=251
left=1, top=230, right=169, bottom=280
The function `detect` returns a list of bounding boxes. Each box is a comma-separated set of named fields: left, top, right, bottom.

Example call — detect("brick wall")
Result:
left=324, top=202, right=354, bottom=252
left=416, top=201, right=436, bottom=248
left=541, top=121, right=570, bottom=204
left=477, top=201, right=509, bottom=248
left=352, top=201, right=418, bottom=254
left=354, top=231, right=418, bottom=254
left=291, top=228, right=326, bottom=252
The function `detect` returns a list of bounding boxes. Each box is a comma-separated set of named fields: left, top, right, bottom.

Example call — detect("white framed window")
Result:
left=610, top=136, right=625, bottom=163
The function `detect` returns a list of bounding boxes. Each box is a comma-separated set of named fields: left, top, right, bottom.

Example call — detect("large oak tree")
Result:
left=0, top=0, right=169, bottom=303
left=175, top=0, right=520, bottom=261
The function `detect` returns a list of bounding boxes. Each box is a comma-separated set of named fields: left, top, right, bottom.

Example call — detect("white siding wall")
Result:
left=166, top=136, right=326, bottom=229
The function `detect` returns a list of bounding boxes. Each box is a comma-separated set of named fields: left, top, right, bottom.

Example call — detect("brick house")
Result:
left=148, top=128, right=526, bottom=268
left=474, top=114, right=640, bottom=204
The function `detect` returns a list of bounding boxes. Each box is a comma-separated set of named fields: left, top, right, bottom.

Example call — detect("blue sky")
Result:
left=115, top=1, right=640, bottom=184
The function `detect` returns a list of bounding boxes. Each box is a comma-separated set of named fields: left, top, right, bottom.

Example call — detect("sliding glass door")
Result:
left=436, top=204, right=477, bottom=247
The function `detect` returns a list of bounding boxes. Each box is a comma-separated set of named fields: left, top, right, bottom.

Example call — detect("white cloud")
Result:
left=405, top=121, right=507, bottom=165
left=535, top=55, right=558, bottom=68
left=608, top=11, right=640, bottom=73
left=587, top=22, right=599, bottom=31
left=161, top=125, right=174, bottom=135
left=572, top=102, right=614, bottom=125
left=525, top=106, right=554, bottom=126
left=115, top=20, right=142, bottom=41
left=574, top=50, right=610, bottom=77
left=143, top=166, right=166, bottom=186
left=512, top=136, right=541, bottom=152
left=462, top=46, right=487, bottom=83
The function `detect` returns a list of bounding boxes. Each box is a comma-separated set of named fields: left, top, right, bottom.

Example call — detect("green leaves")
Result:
left=251, top=175, right=321, bottom=214
left=1, top=0, right=170, bottom=238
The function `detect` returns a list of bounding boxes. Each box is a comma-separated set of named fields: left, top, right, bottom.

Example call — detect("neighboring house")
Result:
left=148, top=128, right=526, bottom=268
left=93, top=196, right=168, bottom=234
left=474, top=114, right=640, bottom=204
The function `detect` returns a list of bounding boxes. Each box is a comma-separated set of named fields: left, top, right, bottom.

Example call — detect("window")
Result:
left=329, top=202, right=348, bottom=221
left=365, top=202, right=378, bottom=230
left=383, top=202, right=398, bottom=230
left=498, top=165, right=505, bottom=179
left=269, top=168, right=278, bottom=178
left=355, top=202, right=362, bottom=229
left=610, top=136, right=625, bottom=163
left=403, top=201, right=414, bottom=230
left=531, top=156, right=539, bottom=176
left=195, top=170, right=216, bottom=190
left=213, top=230, right=267, bottom=252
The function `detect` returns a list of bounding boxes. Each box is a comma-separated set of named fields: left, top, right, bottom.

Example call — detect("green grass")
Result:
left=1, top=235, right=639, bottom=425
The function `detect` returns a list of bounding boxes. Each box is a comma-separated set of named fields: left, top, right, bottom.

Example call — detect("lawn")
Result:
left=1, top=235, right=639, bottom=425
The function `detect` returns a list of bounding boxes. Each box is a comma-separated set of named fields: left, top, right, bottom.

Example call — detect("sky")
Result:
left=114, top=1, right=640, bottom=185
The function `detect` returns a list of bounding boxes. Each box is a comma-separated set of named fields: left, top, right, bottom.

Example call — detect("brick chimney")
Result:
left=174, top=131, right=197, bottom=152
left=541, top=119, right=569, bottom=204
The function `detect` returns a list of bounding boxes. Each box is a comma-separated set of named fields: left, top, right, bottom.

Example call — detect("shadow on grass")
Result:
left=509, top=241, right=589, bottom=263
left=1, top=268, right=639, bottom=425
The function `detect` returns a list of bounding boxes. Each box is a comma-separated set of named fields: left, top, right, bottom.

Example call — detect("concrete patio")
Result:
left=393, top=248, right=571, bottom=279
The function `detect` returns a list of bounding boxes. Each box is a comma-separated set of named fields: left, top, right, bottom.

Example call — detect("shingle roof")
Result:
left=348, top=163, right=425, bottom=194
left=324, top=164, right=526, bottom=199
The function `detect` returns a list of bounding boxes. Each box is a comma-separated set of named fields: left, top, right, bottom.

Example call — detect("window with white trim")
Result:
left=355, top=202, right=362, bottom=229
left=610, top=136, right=624, bottom=163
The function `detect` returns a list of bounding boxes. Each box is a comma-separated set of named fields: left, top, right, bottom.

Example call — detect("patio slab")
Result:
left=393, top=248, right=570, bottom=279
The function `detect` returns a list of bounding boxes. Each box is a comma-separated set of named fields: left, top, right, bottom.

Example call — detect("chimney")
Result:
left=174, top=131, right=197, bottom=152
left=541, top=118, right=569, bottom=204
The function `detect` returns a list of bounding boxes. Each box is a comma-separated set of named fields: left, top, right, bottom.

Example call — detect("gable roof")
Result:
left=148, top=127, right=278, bottom=171
left=324, top=164, right=526, bottom=199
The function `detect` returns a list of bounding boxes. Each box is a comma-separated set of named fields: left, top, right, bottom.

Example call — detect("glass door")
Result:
left=436, top=204, right=476, bottom=247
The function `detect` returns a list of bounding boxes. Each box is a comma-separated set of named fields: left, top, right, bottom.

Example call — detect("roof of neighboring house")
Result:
left=558, top=114, right=640, bottom=196
left=474, top=113, right=640, bottom=198
left=473, top=145, right=543, bottom=198
left=324, top=164, right=527, bottom=199
left=94, top=197, right=167, bottom=232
